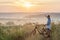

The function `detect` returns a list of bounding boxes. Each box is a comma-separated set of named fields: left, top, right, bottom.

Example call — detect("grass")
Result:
left=0, top=22, right=60, bottom=40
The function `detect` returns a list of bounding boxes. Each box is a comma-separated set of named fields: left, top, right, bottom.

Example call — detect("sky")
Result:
left=0, top=0, right=60, bottom=12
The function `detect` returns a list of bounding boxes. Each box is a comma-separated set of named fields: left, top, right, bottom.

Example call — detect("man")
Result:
left=46, top=15, right=51, bottom=30
left=44, top=15, right=51, bottom=39
left=40, top=15, right=51, bottom=38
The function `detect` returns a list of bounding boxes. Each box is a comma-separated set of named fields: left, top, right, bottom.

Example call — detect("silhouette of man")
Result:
left=46, top=15, right=51, bottom=30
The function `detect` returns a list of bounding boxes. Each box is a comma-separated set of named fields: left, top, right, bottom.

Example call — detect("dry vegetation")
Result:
left=0, top=22, right=60, bottom=40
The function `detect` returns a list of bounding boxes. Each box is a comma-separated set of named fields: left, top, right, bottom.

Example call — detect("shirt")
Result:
left=47, top=18, right=51, bottom=26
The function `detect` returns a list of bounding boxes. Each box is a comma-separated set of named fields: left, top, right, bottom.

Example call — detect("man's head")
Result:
left=47, top=15, right=50, bottom=18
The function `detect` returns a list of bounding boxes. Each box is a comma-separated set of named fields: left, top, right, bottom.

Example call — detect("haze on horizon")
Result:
left=0, top=0, right=60, bottom=12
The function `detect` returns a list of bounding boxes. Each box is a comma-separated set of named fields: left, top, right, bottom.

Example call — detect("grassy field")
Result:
left=0, top=22, right=60, bottom=40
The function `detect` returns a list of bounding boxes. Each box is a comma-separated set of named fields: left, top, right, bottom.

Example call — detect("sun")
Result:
left=14, top=0, right=34, bottom=8
left=23, top=2, right=32, bottom=8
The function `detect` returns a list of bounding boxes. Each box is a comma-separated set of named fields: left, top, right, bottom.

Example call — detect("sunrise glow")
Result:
left=14, top=0, right=35, bottom=8
left=0, top=0, right=60, bottom=12
left=23, top=2, right=33, bottom=8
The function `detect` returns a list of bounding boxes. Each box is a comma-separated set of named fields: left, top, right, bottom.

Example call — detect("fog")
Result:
left=0, top=12, right=60, bottom=25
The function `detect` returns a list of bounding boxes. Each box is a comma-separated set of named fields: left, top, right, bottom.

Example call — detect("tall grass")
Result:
left=0, top=22, right=60, bottom=40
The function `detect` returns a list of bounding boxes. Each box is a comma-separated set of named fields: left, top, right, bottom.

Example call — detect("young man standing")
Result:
left=46, top=15, right=51, bottom=30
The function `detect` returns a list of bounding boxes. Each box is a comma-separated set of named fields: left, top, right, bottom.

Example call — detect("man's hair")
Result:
left=47, top=15, right=50, bottom=18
